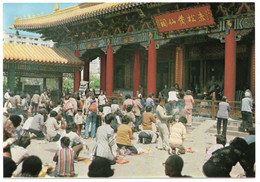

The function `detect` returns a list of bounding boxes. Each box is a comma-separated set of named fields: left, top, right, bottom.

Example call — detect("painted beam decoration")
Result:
left=154, top=5, right=214, bottom=32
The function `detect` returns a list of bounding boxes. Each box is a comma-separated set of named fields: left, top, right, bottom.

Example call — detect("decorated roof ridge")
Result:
left=13, top=2, right=144, bottom=29
left=3, top=42, right=84, bottom=66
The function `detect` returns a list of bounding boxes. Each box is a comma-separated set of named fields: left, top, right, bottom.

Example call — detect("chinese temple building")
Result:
left=3, top=43, right=83, bottom=94
left=12, top=2, right=255, bottom=101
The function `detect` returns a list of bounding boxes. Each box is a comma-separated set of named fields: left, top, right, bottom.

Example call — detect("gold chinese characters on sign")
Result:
left=154, top=5, right=214, bottom=32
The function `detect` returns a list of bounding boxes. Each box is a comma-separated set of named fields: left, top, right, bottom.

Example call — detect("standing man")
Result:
left=161, top=85, right=169, bottom=99
left=239, top=92, right=253, bottom=132
left=146, top=93, right=155, bottom=113
left=156, top=98, right=175, bottom=152
left=133, top=95, right=143, bottom=131
left=31, top=91, right=40, bottom=115
left=84, top=96, right=98, bottom=138
left=98, top=90, right=108, bottom=107
left=39, top=90, right=49, bottom=110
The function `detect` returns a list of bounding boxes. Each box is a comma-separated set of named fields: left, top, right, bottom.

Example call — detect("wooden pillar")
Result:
left=224, top=29, right=236, bottom=101
left=133, top=49, right=141, bottom=97
left=100, top=54, right=106, bottom=92
left=175, top=46, right=185, bottom=90
left=8, top=63, right=15, bottom=93
left=74, top=50, right=81, bottom=92
left=83, top=61, right=90, bottom=88
left=58, top=76, right=63, bottom=91
left=106, top=45, right=113, bottom=97
left=147, top=40, right=157, bottom=97
left=43, top=78, right=47, bottom=91
left=250, top=40, right=255, bottom=96
left=200, top=59, right=204, bottom=92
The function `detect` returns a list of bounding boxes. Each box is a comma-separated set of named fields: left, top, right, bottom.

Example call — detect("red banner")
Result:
left=154, top=5, right=214, bottom=32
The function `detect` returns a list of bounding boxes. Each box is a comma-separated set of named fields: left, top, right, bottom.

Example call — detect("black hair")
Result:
left=122, top=115, right=131, bottom=124
left=126, top=105, right=133, bottom=112
left=105, top=113, right=115, bottom=124
left=178, top=116, right=187, bottom=124
left=4, top=157, right=17, bottom=177
left=9, top=91, right=14, bottom=97
left=146, top=106, right=152, bottom=112
left=159, top=98, right=167, bottom=103
left=222, top=96, right=227, bottom=101
left=105, top=102, right=111, bottom=107
left=21, top=155, right=42, bottom=177
left=60, top=136, right=70, bottom=147
left=50, top=110, right=58, bottom=117
left=88, top=157, right=114, bottom=177
left=38, top=108, right=46, bottom=115
left=125, top=94, right=131, bottom=99
left=248, top=127, right=255, bottom=135
left=9, top=115, right=22, bottom=128
left=66, top=122, right=77, bottom=133
left=149, top=93, right=154, bottom=98
left=216, top=135, right=226, bottom=146
left=77, top=108, right=83, bottom=112
left=21, top=94, right=27, bottom=99
left=112, top=99, right=118, bottom=104
left=166, top=154, right=183, bottom=173
left=17, top=135, right=31, bottom=149
left=230, top=137, right=249, bottom=153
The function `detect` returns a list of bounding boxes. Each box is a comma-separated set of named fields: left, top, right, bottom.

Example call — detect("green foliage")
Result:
left=89, top=72, right=100, bottom=89
left=63, top=76, right=74, bottom=94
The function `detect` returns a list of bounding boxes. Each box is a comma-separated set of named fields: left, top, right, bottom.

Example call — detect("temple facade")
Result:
left=12, top=2, right=255, bottom=101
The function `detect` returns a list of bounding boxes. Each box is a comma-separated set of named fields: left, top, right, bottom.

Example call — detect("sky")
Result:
left=3, top=2, right=81, bottom=36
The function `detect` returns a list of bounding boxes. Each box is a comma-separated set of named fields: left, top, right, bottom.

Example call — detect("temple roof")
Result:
left=3, top=43, right=84, bottom=66
left=13, top=2, right=144, bottom=30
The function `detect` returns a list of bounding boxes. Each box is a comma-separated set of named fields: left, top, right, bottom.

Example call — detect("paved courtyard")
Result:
left=26, top=117, right=246, bottom=178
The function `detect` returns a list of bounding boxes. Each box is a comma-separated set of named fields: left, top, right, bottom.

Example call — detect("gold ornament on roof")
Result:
left=53, top=3, right=59, bottom=12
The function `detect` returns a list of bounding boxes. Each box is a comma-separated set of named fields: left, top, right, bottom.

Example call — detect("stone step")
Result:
left=207, top=128, right=248, bottom=137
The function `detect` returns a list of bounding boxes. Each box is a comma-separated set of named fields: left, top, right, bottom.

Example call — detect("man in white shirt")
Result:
left=156, top=98, right=175, bottom=152
left=98, top=90, right=108, bottom=106
left=4, top=89, right=10, bottom=102
left=46, top=111, right=62, bottom=141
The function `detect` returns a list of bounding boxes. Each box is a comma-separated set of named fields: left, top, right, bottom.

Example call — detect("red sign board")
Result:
left=154, top=5, right=214, bottom=32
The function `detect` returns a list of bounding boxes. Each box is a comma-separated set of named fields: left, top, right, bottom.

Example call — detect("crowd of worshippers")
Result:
left=3, top=87, right=255, bottom=178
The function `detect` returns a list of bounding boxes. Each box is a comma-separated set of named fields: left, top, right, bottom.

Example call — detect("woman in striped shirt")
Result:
left=53, top=136, right=76, bottom=177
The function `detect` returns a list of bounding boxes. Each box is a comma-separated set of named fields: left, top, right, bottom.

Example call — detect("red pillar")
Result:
left=175, top=46, right=185, bottom=90
left=250, top=40, right=255, bottom=96
left=147, top=40, right=157, bottom=97
left=106, top=46, right=113, bottom=97
left=224, top=29, right=236, bottom=101
left=83, top=62, right=89, bottom=88
left=74, top=50, right=81, bottom=92
left=100, top=54, right=106, bottom=92
left=133, top=49, right=141, bottom=97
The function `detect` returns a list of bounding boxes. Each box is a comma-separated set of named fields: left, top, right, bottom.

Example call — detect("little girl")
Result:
left=74, top=109, right=84, bottom=136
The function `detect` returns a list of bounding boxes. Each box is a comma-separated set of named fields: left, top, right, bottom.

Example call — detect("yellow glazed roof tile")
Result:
left=3, top=43, right=84, bottom=66
left=13, top=3, right=138, bottom=29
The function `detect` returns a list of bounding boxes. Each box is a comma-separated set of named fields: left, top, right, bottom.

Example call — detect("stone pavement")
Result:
left=25, top=117, right=247, bottom=178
